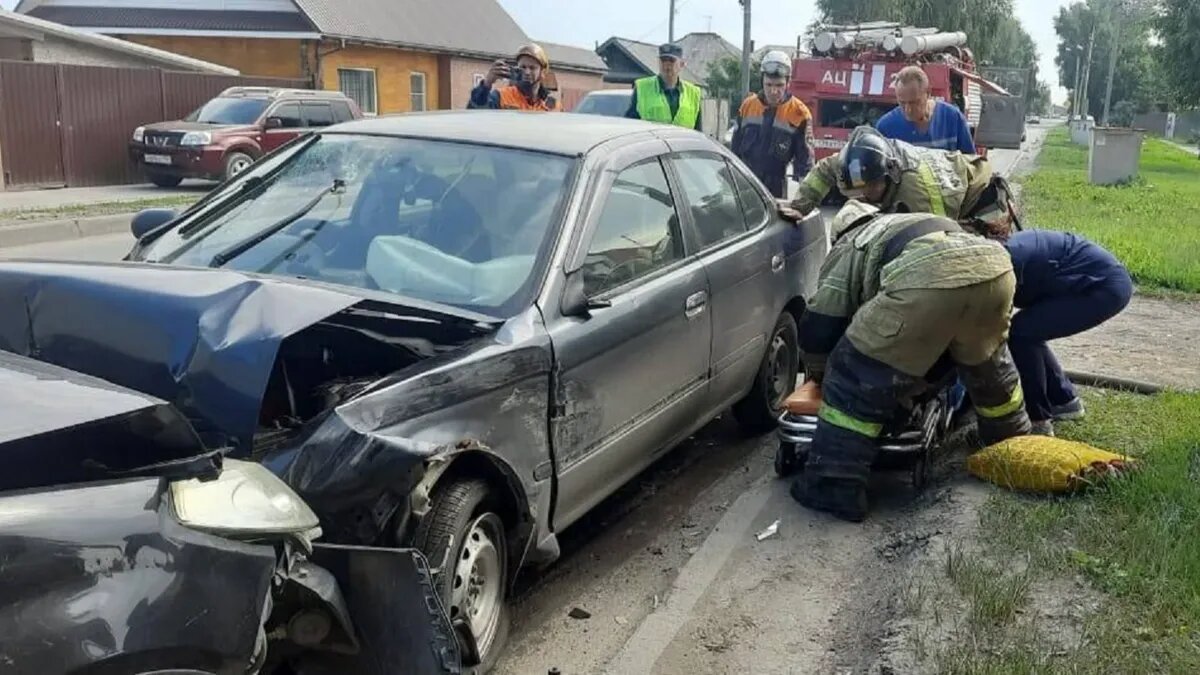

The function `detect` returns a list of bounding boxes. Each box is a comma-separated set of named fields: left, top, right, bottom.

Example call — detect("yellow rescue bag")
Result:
left=966, top=435, right=1135, bottom=493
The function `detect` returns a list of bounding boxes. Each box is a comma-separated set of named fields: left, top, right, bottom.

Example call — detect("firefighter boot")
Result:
left=790, top=473, right=868, bottom=523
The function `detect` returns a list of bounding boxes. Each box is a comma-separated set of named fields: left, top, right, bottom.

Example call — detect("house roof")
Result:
left=539, top=41, right=607, bottom=73
left=291, top=0, right=528, bottom=60
left=597, top=37, right=706, bottom=84
left=0, top=9, right=239, bottom=74
left=675, top=32, right=740, bottom=81
left=21, top=6, right=315, bottom=33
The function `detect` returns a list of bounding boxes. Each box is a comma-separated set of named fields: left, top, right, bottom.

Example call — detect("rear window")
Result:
left=575, top=92, right=631, bottom=117
left=817, top=99, right=895, bottom=129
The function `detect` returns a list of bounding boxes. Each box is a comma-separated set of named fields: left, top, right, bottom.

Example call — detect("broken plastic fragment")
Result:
left=568, top=607, right=592, bottom=620
left=756, top=519, right=781, bottom=541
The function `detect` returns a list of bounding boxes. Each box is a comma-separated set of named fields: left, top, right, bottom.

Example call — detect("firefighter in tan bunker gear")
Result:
left=785, top=126, right=1019, bottom=239
left=792, top=200, right=1032, bottom=522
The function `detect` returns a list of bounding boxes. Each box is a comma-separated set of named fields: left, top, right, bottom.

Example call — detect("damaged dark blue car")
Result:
left=0, top=111, right=827, bottom=671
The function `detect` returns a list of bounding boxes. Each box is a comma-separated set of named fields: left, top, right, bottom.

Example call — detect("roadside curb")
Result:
left=0, top=213, right=133, bottom=249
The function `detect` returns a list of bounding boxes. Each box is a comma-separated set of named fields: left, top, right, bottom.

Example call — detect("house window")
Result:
left=338, top=68, right=377, bottom=116
left=410, top=72, right=428, bottom=112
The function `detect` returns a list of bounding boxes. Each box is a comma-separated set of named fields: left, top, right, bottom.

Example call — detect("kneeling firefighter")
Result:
left=785, top=126, right=1019, bottom=239
left=793, top=200, right=1032, bottom=522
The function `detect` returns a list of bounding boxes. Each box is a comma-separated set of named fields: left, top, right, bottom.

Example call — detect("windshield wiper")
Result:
left=208, top=179, right=345, bottom=268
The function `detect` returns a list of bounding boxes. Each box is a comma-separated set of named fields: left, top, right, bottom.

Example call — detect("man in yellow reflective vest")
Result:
left=625, top=43, right=703, bottom=131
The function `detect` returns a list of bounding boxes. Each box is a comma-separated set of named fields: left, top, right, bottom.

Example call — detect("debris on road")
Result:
left=568, top=607, right=592, bottom=620
left=614, top=616, right=628, bottom=626
left=756, top=519, right=780, bottom=541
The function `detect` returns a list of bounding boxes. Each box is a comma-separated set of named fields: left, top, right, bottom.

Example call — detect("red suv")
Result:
left=130, top=87, right=363, bottom=187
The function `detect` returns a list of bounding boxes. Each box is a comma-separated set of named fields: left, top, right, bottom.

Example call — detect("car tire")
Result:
left=413, top=478, right=510, bottom=674
left=733, top=312, right=800, bottom=435
left=223, top=151, right=255, bottom=181
left=148, top=172, right=183, bottom=188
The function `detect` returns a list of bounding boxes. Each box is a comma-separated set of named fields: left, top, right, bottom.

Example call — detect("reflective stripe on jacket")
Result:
left=731, top=93, right=814, bottom=198
left=634, top=76, right=701, bottom=128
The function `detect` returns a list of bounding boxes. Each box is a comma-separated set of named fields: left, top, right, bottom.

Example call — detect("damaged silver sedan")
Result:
left=0, top=111, right=826, bottom=671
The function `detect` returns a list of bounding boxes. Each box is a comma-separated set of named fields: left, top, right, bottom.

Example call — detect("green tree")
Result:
left=1054, top=0, right=1163, bottom=119
left=705, top=56, right=760, bottom=112
left=1157, top=0, right=1200, bottom=107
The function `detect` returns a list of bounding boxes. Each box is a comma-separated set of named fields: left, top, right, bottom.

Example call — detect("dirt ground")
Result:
left=490, top=123, right=1200, bottom=674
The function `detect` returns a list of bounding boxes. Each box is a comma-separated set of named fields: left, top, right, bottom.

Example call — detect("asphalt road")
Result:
left=0, top=123, right=1054, bottom=674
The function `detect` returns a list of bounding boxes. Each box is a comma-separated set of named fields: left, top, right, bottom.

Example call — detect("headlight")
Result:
left=180, top=131, right=212, bottom=146
left=170, top=459, right=320, bottom=536
left=132, top=126, right=145, bottom=143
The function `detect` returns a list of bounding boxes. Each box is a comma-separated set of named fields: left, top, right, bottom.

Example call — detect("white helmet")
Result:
left=761, top=50, right=792, bottom=78
left=830, top=200, right=881, bottom=239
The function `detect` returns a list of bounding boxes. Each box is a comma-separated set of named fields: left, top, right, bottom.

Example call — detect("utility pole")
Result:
left=669, top=0, right=676, bottom=43
left=739, top=0, right=752, bottom=97
left=1079, top=22, right=1097, bottom=119
left=1102, top=0, right=1133, bottom=126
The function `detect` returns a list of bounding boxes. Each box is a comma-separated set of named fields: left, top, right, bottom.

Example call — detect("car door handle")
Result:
left=771, top=253, right=785, bottom=273
left=685, top=291, right=707, bottom=319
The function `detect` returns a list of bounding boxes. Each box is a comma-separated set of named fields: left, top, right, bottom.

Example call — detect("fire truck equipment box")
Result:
left=1088, top=127, right=1145, bottom=186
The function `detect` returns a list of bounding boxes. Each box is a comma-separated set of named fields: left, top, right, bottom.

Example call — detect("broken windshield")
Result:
left=137, top=133, right=576, bottom=317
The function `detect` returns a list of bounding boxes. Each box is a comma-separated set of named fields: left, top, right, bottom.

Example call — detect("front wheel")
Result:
left=733, top=312, right=800, bottom=434
left=147, top=171, right=182, bottom=188
left=413, top=479, right=510, bottom=674
left=223, top=151, right=255, bottom=181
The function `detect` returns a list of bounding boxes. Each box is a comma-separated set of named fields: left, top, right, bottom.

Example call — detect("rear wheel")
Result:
left=733, top=312, right=799, bottom=434
left=147, top=172, right=182, bottom=188
left=413, top=479, right=510, bottom=674
left=223, top=151, right=255, bottom=181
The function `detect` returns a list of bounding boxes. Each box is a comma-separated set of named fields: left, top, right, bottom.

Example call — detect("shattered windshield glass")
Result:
left=138, top=134, right=576, bottom=317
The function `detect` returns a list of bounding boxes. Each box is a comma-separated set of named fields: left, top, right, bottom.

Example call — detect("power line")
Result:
left=635, top=0, right=692, bottom=42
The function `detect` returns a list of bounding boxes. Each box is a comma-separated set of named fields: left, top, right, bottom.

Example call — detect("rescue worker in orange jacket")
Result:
left=468, top=44, right=560, bottom=112
left=731, top=50, right=814, bottom=198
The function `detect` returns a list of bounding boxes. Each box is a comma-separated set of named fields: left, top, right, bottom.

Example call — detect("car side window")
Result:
left=303, top=103, right=335, bottom=127
left=670, top=152, right=749, bottom=249
left=727, top=160, right=770, bottom=228
left=271, top=103, right=304, bottom=129
left=331, top=100, right=354, bottom=123
left=582, top=158, right=683, bottom=298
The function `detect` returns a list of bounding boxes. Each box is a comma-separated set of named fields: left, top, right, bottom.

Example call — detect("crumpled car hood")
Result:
left=0, top=350, right=219, bottom=492
left=0, top=260, right=362, bottom=455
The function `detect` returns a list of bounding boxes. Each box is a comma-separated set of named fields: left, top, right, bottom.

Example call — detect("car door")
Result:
left=262, top=102, right=305, bottom=152
left=665, top=144, right=787, bottom=413
left=547, top=146, right=713, bottom=529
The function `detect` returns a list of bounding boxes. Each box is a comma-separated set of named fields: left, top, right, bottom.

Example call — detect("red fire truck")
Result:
left=789, top=22, right=1027, bottom=160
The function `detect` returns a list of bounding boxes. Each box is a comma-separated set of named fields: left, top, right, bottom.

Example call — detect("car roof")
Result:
left=324, top=110, right=701, bottom=156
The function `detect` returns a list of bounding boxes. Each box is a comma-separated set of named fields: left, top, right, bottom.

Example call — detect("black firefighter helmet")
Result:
left=836, top=127, right=897, bottom=194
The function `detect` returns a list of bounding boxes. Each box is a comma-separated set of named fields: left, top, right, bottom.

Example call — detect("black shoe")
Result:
left=790, top=477, right=868, bottom=523
left=1051, top=397, right=1085, bottom=421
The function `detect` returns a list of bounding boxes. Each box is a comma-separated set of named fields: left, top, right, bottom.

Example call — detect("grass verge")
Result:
left=1019, top=128, right=1200, bottom=293
left=938, top=388, right=1200, bottom=672
left=0, top=195, right=199, bottom=224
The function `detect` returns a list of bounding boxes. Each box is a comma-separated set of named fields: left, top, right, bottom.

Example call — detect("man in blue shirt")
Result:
left=876, top=66, right=976, bottom=153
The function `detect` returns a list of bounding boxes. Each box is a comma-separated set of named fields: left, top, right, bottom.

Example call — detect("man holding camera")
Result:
left=468, top=44, right=560, bottom=112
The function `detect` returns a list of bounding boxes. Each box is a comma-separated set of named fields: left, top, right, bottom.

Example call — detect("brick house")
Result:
left=16, top=0, right=607, bottom=114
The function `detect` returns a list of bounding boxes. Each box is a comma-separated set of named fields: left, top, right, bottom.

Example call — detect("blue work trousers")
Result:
left=1008, top=277, right=1133, bottom=421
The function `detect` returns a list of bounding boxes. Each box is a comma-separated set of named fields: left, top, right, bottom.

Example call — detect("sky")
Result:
left=0, top=0, right=1073, bottom=102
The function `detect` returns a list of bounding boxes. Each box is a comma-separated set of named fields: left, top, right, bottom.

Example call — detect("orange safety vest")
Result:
left=497, top=85, right=560, bottom=112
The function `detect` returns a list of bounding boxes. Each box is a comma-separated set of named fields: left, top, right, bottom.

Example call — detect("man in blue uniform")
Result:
left=1004, top=229, right=1133, bottom=435
left=876, top=66, right=976, bottom=153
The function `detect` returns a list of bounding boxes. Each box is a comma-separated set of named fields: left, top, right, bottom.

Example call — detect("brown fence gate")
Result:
left=0, top=61, right=307, bottom=190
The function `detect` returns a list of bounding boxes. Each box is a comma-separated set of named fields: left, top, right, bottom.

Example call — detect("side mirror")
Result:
left=265, top=117, right=283, bottom=129
left=560, top=270, right=610, bottom=319
left=131, top=208, right=178, bottom=239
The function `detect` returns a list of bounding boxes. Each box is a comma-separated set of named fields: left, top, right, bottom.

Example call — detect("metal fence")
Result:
left=0, top=60, right=307, bottom=190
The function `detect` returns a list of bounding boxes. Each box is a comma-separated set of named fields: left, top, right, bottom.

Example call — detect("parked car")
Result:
left=130, top=86, right=362, bottom=188
left=0, top=111, right=827, bottom=671
left=572, top=88, right=632, bottom=116
left=0, top=351, right=461, bottom=674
